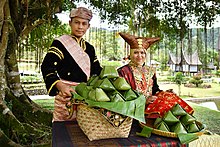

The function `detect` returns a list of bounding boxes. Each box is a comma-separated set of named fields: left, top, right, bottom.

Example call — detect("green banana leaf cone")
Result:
left=171, top=104, right=187, bottom=116
left=163, top=111, right=179, bottom=125
left=123, top=89, right=137, bottom=101
left=187, top=122, right=200, bottom=133
left=95, top=88, right=110, bottom=102
left=99, top=66, right=119, bottom=79
left=94, top=78, right=116, bottom=91
left=88, top=88, right=110, bottom=102
left=171, top=122, right=188, bottom=134
left=75, top=82, right=91, bottom=98
left=157, top=121, right=170, bottom=132
left=93, top=79, right=103, bottom=88
left=153, top=117, right=163, bottom=128
left=88, top=88, right=96, bottom=101
left=113, top=77, right=131, bottom=91
left=178, top=133, right=199, bottom=144
left=108, top=91, right=125, bottom=102
left=87, top=75, right=99, bottom=86
left=180, top=113, right=196, bottom=125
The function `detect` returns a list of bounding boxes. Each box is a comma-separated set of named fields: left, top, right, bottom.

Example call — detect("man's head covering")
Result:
left=69, top=7, right=93, bottom=21
left=119, top=32, right=160, bottom=50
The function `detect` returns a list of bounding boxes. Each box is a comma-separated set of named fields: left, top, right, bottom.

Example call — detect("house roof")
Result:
left=168, top=49, right=202, bottom=65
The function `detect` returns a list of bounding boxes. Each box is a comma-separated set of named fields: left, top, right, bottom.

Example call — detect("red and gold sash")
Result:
left=56, top=35, right=90, bottom=80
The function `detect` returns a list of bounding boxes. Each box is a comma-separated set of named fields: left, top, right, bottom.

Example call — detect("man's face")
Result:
left=69, top=17, right=90, bottom=38
left=130, top=49, right=146, bottom=66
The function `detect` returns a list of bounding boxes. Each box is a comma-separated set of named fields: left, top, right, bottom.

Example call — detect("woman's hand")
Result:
left=146, top=95, right=157, bottom=104
left=56, top=81, right=75, bottom=98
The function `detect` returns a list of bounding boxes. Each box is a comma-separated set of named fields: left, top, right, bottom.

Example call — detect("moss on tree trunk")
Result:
left=0, top=1, right=56, bottom=146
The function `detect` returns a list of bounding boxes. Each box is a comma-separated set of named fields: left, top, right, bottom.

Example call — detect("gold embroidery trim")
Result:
left=48, top=80, right=60, bottom=95
left=49, top=47, right=64, bottom=60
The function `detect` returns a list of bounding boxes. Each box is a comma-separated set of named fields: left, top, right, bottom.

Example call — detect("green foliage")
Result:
left=216, top=70, right=220, bottom=77
left=189, top=74, right=203, bottom=87
left=101, top=60, right=122, bottom=68
left=167, top=76, right=175, bottom=82
left=174, top=72, right=184, bottom=85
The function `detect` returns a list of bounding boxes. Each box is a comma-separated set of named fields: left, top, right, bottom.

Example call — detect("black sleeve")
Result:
left=41, top=40, right=64, bottom=96
left=85, top=42, right=102, bottom=76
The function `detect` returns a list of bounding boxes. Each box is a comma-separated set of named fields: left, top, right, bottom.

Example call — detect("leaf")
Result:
left=87, top=75, right=99, bottom=86
left=99, top=66, right=119, bottom=79
left=93, top=78, right=115, bottom=91
left=83, top=94, right=146, bottom=123
left=75, top=82, right=91, bottom=98
left=113, top=77, right=131, bottom=90
left=108, top=91, right=125, bottom=102
left=163, top=111, right=179, bottom=125
left=171, top=104, right=187, bottom=116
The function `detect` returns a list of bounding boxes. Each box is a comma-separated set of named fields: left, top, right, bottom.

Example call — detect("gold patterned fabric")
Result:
left=69, top=7, right=93, bottom=20
left=52, top=80, right=78, bottom=122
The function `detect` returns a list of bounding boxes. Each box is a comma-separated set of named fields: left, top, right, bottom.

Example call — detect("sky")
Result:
left=56, top=2, right=124, bottom=30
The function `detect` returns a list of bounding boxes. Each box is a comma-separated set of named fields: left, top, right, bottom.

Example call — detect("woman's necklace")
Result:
left=129, top=61, right=154, bottom=97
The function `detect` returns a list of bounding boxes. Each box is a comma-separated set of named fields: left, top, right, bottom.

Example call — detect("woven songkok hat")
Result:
left=119, top=32, right=160, bottom=50
left=69, top=7, right=93, bottom=21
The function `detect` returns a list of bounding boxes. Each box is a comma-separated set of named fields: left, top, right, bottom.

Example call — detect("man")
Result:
left=41, top=7, right=102, bottom=121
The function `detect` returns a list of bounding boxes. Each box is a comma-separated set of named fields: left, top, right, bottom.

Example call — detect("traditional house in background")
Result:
left=168, top=49, right=202, bottom=74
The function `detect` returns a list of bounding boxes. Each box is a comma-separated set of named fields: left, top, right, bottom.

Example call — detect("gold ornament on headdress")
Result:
left=119, top=32, right=160, bottom=50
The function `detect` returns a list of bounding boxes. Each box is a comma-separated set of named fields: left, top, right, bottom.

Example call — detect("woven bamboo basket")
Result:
left=139, top=119, right=206, bottom=138
left=76, top=104, right=133, bottom=141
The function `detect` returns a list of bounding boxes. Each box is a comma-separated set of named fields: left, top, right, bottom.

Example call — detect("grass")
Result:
left=33, top=83, right=220, bottom=135
left=34, top=99, right=54, bottom=110
left=187, top=102, right=220, bottom=135
left=158, top=82, right=220, bottom=98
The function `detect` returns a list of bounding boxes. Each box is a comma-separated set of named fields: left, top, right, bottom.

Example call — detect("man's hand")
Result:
left=56, top=81, right=75, bottom=98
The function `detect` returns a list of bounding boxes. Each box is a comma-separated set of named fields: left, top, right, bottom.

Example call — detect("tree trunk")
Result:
left=0, top=1, right=53, bottom=146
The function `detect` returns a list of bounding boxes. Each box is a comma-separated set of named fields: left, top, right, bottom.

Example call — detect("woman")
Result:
left=117, top=32, right=193, bottom=118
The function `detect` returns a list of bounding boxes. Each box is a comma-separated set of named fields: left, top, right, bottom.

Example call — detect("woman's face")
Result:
left=130, top=49, right=146, bottom=66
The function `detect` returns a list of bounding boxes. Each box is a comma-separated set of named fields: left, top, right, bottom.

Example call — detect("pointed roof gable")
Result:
left=183, top=50, right=202, bottom=65
left=169, top=49, right=202, bottom=65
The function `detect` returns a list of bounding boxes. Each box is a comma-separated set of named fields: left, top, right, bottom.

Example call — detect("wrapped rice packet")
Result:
left=108, top=91, right=125, bottom=102
left=99, top=66, right=119, bottom=79
left=88, top=88, right=110, bottom=102
left=75, top=82, right=92, bottom=98
left=113, top=77, right=131, bottom=91
left=180, top=113, right=196, bottom=125
left=122, top=89, right=137, bottom=101
left=93, top=78, right=115, bottom=91
left=157, top=121, right=170, bottom=132
left=187, top=122, right=200, bottom=133
left=171, top=122, right=187, bottom=134
left=171, top=104, right=187, bottom=116
left=87, top=75, right=99, bottom=86
left=153, top=117, right=163, bottom=128
left=163, top=111, right=179, bottom=125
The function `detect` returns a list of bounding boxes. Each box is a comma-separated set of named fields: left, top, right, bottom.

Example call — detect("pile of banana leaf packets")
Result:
left=138, top=104, right=208, bottom=144
left=71, top=66, right=146, bottom=125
